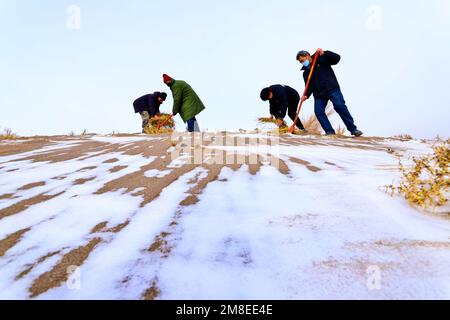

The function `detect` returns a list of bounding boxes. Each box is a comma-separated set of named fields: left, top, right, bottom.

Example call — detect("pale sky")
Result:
left=1, top=0, right=450, bottom=138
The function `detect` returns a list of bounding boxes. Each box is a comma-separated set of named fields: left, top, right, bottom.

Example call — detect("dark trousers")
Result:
left=187, top=117, right=197, bottom=132
left=288, top=96, right=305, bottom=130
left=314, top=89, right=358, bottom=134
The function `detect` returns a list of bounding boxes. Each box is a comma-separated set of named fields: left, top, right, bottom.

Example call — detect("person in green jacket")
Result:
left=163, top=74, right=205, bottom=132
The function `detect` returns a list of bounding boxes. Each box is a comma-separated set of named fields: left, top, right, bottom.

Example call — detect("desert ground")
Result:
left=0, top=133, right=449, bottom=299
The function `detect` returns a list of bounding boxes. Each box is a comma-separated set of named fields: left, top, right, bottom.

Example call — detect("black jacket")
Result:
left=133, top=92, right=164, bottom=116
left=269, top=85, right=300, bottom=119
left=302, top=51, right=341, bottom=99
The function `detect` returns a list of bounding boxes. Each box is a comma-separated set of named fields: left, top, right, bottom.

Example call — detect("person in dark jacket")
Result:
left=260, top=85, right=306, bottom=130
left=133, top=92, right=167, bottom=133
left=296, top=49, right=363, bottom=137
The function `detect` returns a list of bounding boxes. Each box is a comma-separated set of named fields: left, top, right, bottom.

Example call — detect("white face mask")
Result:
left=302, top=59, right=310, bottom=68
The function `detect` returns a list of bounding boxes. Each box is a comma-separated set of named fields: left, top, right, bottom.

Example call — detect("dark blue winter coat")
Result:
left=133, top=92, right=164, bottom=116
left=268, top=85, right=300, bottom=119
left=302, top=51, right=341, bottom=99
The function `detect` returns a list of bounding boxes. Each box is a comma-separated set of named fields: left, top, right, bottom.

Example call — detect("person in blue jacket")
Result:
left=296, top=48, right=363, bottom=136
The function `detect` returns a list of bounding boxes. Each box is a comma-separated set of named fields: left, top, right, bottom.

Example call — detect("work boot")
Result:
left=351, top=130, right=363, bottom=137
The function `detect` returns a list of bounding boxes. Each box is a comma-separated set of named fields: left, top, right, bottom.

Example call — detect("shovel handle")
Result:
left=157, top=114, right=174, bottom=130
left=289, top=49, right=320, bottom=133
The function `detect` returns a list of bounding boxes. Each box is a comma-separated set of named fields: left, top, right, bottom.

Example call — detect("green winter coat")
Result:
left=170, top=79, right=205, bottom=123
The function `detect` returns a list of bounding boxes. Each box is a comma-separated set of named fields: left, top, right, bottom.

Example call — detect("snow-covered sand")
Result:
left=0, top=133, right=448, bottom=299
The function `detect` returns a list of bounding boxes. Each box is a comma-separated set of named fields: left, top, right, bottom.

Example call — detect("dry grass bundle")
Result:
left=144, top=127, right=174, bottom=134
left=275, top=126, right=306, bottom=136
left=144, top=113, right=175, bottom=135
left=385, top=139, right=450, bottom=212
left=0, top=127, right=18, bottom=140
left=149, top=113, right=175, bottom=129
left=258, top=118, right=306, bottom=136
left=258, top=104, right=342, bottom=136
left=257, top=117, right=287, bottom=127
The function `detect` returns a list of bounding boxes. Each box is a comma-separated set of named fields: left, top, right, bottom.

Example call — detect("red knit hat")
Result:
left=163, top=74, right=172, bottom=83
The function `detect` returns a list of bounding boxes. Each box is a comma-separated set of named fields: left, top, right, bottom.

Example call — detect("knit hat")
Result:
left=163, top=74, right=172, bottom=83
left=159, top=92, right=167, bottom=100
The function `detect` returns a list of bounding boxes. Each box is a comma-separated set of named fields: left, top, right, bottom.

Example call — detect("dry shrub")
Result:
left=394, top=134, right=413, bottom=141
left=300, top=106, right=337, bottom=135
left=386, top=139, right=450, bottom=211
left=335, top=125, right=347, bottom=136
left=300, top=114, right=323, bottom=135
left=144, top=113, right=175, bottom=135
left=0, top=127, right=19, bottom=140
